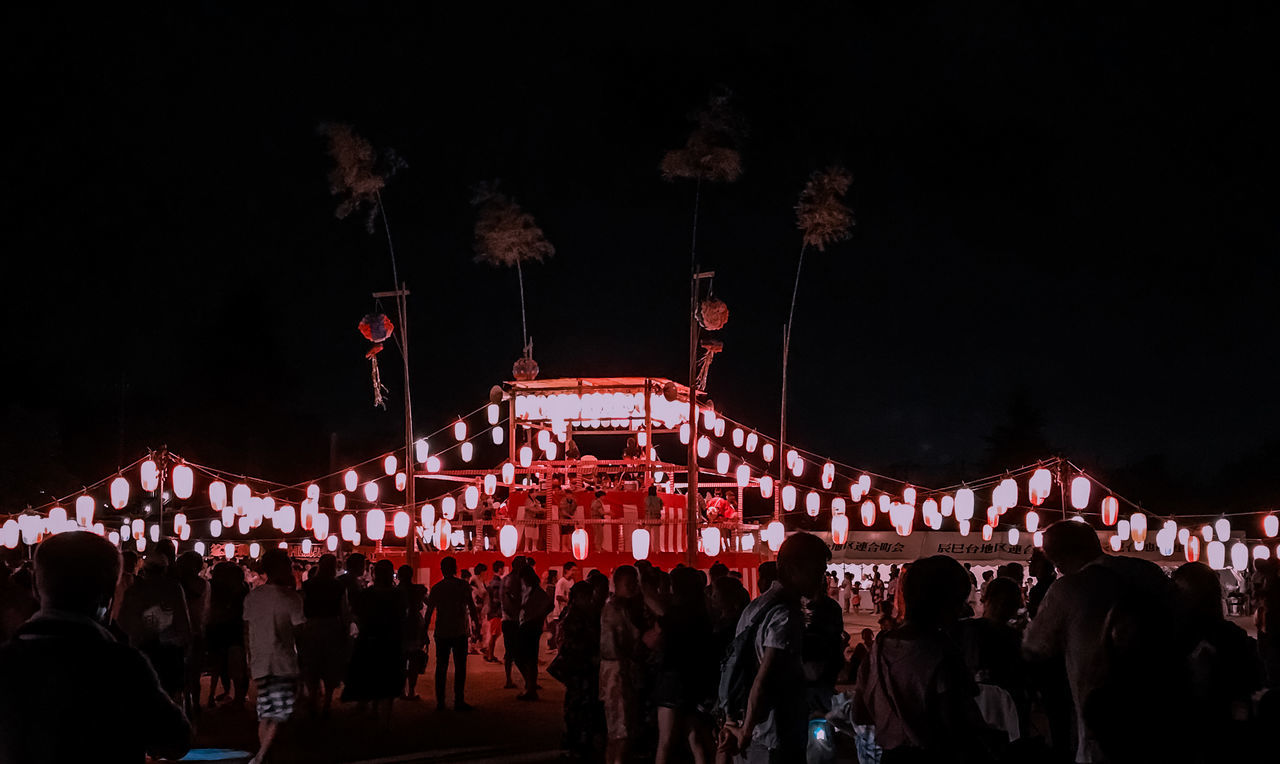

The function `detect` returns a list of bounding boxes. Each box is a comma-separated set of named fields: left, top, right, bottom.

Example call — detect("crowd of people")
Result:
left=1, top=519, right=1279, bottom=763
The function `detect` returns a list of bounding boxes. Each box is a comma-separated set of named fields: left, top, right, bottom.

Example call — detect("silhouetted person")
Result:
left=1026, top=548, right=1056, bottom=619
left=651, top=566, right=716, bottom=764
left=300, top=553, right=348, bottom=717
left=344, top=559, right=402, bottom=720
left=174, top=551, right=208, bottom=716
left=757, top=561, right=778, bottom=595
left=552, top=580, right=602, bottom=758
left=425, top=555, right=480, bottom=711
left=515, top=564, right=553, bottom=701
left=243, top=548, right=305, bottom=764
left=206, top=560, right=250, bottom=707
left=0, top=532, right=191, bottom=762
left=601, top=564, right=645, bottom=764
left=396, top=564, right=427, bottom=699
left=118, top=548, right=192, bottom=700
left=0, top=563, right=37, bottom=643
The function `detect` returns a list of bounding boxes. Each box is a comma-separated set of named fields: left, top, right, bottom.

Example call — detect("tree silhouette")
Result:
left=471, top=182, right=555, bottom=359
left=318, top=122, right=405, bottom=232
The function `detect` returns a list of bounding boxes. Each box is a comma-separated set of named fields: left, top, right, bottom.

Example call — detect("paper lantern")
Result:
left=745, top=432, right=758, bottom=452
left=1117, top=519, right=1131, bottom=541
left=249, top=542, right=260, bottom=559
left=821, top=463, right=835, bottom=490
left=955, top=488, right=974, bottom=521
left=1025, top=510, right=1040, bottom=533
left=140, top=460, right=160, bottom=492
left=395, top=472, right=407, bottom=492
left=805, top=491, right=820, bottom=517
left=940, top=495, right=954, bottom=517
left=172, top=512, right=187, bottom=535
left=502, top=462, right=516, bottom=483
left=903, top=486, right=917, bottom=506
left=75, top=495, right=95, bottom=527
left=313, top=513, right=329, bottom=541
left=454, top=421, right=467, bottom=441
left=678, top=423, right=691, bottom=444
left=1130, top=512, right=1148, bottom=544
left=208, top=481, right=227, bottom=512
left=891, top=503, right=915, bottom=536
left=697, top=437, right=711, bottom=459
left=340, top=514, right=357, bottom=541
left=700, top=527, right=721, bottom=557
left=381, top=455, right=396, bottom=476
left=420, top=504, right=435, bottom=530
left=49, top=506, right=67, bottom=526
left=363, top=482, right=379, bottom=503
left=328, top=493, right=344, bottom=513
left=878, top=495, right=891, bottom=514
left=275, top=505, right=296, bottom=534
left=1178, top=527, right=1190, bottom=546
left=433, top=519, right=452, bottom=549
left=130, top=518, right=144, bottom=539
left=571, top=528, right=589, bottom=561
left=221, top=506, right=235, bottom=528
left=1029, top=468, right=1052, bottom=506
left=499, top=524, right=519, bottom=557
left=238, top=516, right=251, bottom=534
left=487, top=403, right=501, bottom=425
left=1067, top=475, right=1089, bottom=510
left=343, top=470, right=358, bottom=492
left=762, top=443, right=775, bottom=463
left=1265, top=514, right=1279, bottom=538
left=759, top=475, right=774, bottom=498
left=735, top=464, right=751, bottom=488
left=491, top=426, right=505, bottom=446
left=731, top=428, right=744, bottom=447
left=462, top=442, right=475, bottom=462
left=179, top=524, right=191, bottom=541
left=149, top=524, right=160, bottom=543
left=1206, top=540, right=1225, bottom=570
left=782, top=484, right=797, bottom=511
left=766, top=520, right=785, bottom=552
left=326, top=535, right=338, bottom=551
left=442, top=496, right=456, bottom=520
left=739, top=532, right=755, bottom=552
left=860, top=501, right=876, bottom=527
left=484, top=474, right=497, bottom=495
left=1100, top=496, right=1118, bottom=526
left=519, top=446, right=533, bottom=468
left=1230, top=542, right=1248, bottom=571
left=987, top=506, right=1000, bottom=527
left=1254, top=545, right=1272, bottom=561
left=981, top=524, right=993, bottom=541
left=2, top=519, right=19, bottom=549
left=393, top=511, right=410, bottom=538
left=171, top=464, right=194, bottom=500
left=1033, top=531, right=1044, bottom=548
left=364, top=509, right=385, bottom=541
left=111, top=477, right=130, bottom=509
left=224, top=544, right=236, bottom=561
left=831, top=514, right=849, bottom=544
left=958, top=519, right=971, bottom=536
left=232, top=483, right=251, bottom=512
left=465, top=485, right=479, bottom=509
left=1215, top=518, right=1231, bottom=542
left=1008, top=528, right=1020, bottom=545
left=832, top=497, right=847, bottom=515
left=790, top=457, right=804, bottom=478
left=1110, top=535, right=1123, bottom=552
left=209, top=519, right=222, bottom=538
left=1200, top=525, right=1214, bottom=542
left=415, top=439, right=430, bottom=463
left=713, top=418, right=726, bottom=437
left=716, top=452, right=730, bottom=474
left=993, top=478, right=1017, bottom=509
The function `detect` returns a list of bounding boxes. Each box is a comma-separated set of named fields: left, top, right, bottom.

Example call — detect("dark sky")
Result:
left=5, top=2, right=1279, bottom=512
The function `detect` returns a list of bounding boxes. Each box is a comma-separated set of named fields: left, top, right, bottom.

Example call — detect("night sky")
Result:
left=5, top=2, right=1279, bottom=514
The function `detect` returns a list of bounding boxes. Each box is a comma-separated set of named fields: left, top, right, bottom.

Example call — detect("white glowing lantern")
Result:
left=502, top=462, right=516, bottom=484
left=224, top=544, right=236, bottom=561
left=364, top=509, right=385, bottom=541
left=249, top=542, right=260, bottom=559
left=700, top=527, right=721, bottom=557
left=209, top=519, right=222, bottom=538
left=860, top=501, right=876, bottom=527
left=1265, top=514, right=1279, bottom=538
left=678, top=423, right=691, bottom=444
left=491, top=426, right=505, bottom=446
left=766, top=520, right=785, bottom=552
left=363, top=482, right=379, bottom=503
left=1033, top=531, right=1044, bottom=548
left=140, top=460, right=160, bottom=492
left=1064, top=475, right=1089, bottom=510
left=433, top=519, right=452, bottom=549
left=221, top=506, right=235, bottom=528
left=891, top=503, right=915, bottom=537
left=111, top=477, right=130, bottom=510
left=519, top=446, right=533, bottom=468
left=75, top=495, right=94, bottom=527
left=955, top=488, right=975, bottom=521
left=1008, top=528, right=1020, bottom=545
left=171, top=464, right=194, bottom=500
left=940, top=495, right=954, bottom=517
left=805, top=491, right=820, bottom=517
left=232, top=483, right=251, bottom=512
left=487, top=403, right=500, bottom=425
left=149, top=524, right=160, bottom=543
left=736, top=464, right=751, bottom=488
left=464, top=485, right=479, bottom=510
left=238, top=516, right=251, bottom=534
left=1101, top=496, right=1119, bottom=526
left=454, top=421, right=467, bottom=441
left=731, top=428, right=744, bottom=447
left=879, top=494, right=891, bottom=514
left=831, top=514, right=849, bottom=545
left=739, top=532, right=755, bottom=552
left=958, top=519, right=971, bottom=536
left=713, top=418, right=726, bottom=437
left=790, top=457, right=804, bottom=478
left=1025, top=510, right=1040, bottom=533
left=172, top=512, right=187, bottom=535
left=326, top=494, right=343, bottom=514
left=1254, top=545, right=1272, bottom=561
left=1109, top=535, right=1123, bottom=552
left=484, top=474, right=497, bottom=495
left=994, top=478, right=1018, bottom=509
left=49, top=506, right=67, bottom=526
left=1130, top=512, right=1148, bottom=544
left=313, top=513, right=329, bottom=541
left=821, top=463, right=835, bottom=490
left=697, top=436, right=711, bottom=459
left=782, top=484, right=797, bottom=511
left=832, top=497, right=847, bottom=515
left=762, top=443, right=775, bottom=463
left=571, top=528, right=589, bottom=561
left=340, top=514, right=357, bottom=541
left=987, top=506, right=1000, bottom=527
left=903, top=486, right=917, bottom=506
left=275, top=505, right=296, bottom=534
left=716, top=452, right=730, bottom=474
left=1028, top=468, right=1052, bottom=506
left=1215, top=518, right=1231, bottom=542
left=624, top=527, right=649, bottom=561
left=745, top=432, right=759, bottom=452
left=326, top=535, right=338, bottom=551
left=2, top=519, right=20, bottom=549
left=499, top=524, right=519, bottom=557
left=982, top=524, right=993, bottom=542
left=179, top=524, right=191, bottom=541
left=415, top=439, right=429, bottom=463
left=393, top=511, right=410, bottom=538
left=1200, top=525, right=1214, bottom=542
left=131, top=518, right=144, bottom=540
left=462, top=442, right=475, bottom=462
left=1229, top=542, right=1248, bottom=571
left=1206, top=540, right=1226, bottom=570
left=420, top=504, right=434, bottom=529
left=208, top=480, right=227, bottom=512
left=1117, top=519, right=1131, bottom=541
left=441, top=496, right=456, bottom=520
left=426, top=455, right=442, bottom=473
left=759, top=475, right=774, bottom=498
left=1178, top=527, right=1190, bottom=546
left=343, top=470, right=358, bottom=492
left=379, top=454, right=395, bottom=476
left=922, top=497, right=938, bottom=518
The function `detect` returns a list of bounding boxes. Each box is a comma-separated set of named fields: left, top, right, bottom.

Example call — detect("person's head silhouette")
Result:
left=34, top=531, right=120, bottom=622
